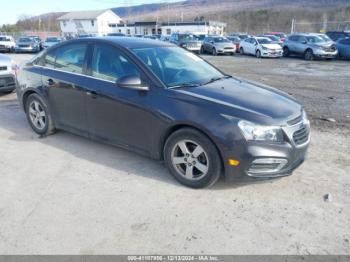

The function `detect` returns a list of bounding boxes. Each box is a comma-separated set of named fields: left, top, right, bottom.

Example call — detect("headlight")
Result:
left=238, top=120, right=284, bottom=142
left=261, top=46, right=268, bottom=50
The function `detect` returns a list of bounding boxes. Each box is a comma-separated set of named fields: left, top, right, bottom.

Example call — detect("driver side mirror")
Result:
left=116, top=75, right=149, bottom=91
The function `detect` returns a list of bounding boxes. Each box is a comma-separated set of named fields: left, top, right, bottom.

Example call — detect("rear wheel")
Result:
left=25, top=93, right=55, bottom=136
left=304, top=49, right=314, bottom=61
left=164, top=128, right=222, bottom=188
left=283, top=47, right=290, bottom=57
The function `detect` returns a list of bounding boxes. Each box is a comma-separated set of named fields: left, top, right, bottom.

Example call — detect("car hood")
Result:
left=173, top=78, right=302, bottom=125
left=313, top=42, right=335, bottom=48
left=215, top=42, right=235, bottom=48
left=0, top=54, right=11, bottom=64
left=262, top=43, right=282, bottom=49
left=0, top=41, right=14, bottom=45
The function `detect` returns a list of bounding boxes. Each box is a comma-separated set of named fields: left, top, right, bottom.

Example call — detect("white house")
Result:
left=160, top=21, right=227, bottom=36
left=58, top=9, right=122, bottom=38
left=108, top=21, right=227, bottom=36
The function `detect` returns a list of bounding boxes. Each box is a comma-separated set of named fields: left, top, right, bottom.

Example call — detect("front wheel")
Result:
left=240, top=47, right=244, bottom=55
left=304, top=49, right=314, bottom=61
left=256, top=50, right=261, bottom=58
left=283, top=47, right=290, bottom=57
left=25, top=93, right=55, bottom=136
left=212, top=48, right=217, bottom=56
left=164, top=128, right=222, bottom=188
left=200, top=46, right=205, bottom=54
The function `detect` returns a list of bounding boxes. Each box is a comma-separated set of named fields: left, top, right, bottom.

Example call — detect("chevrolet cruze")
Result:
left=16, top=37, right=310, bottom=188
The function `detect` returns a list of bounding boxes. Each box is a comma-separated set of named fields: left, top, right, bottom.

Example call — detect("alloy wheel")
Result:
left=171, top=140, right=209, bottom=181
left=28, top=100, right=46, bottom=130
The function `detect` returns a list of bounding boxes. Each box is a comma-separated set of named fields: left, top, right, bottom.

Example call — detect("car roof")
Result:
left=66, top=37, right=174, bottom=49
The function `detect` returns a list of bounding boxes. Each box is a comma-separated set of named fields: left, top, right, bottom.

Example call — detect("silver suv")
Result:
left=283, top=33, right=338, bottom=60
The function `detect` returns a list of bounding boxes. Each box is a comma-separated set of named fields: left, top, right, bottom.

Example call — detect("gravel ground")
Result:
left=0, top=53, right=349, bottom=255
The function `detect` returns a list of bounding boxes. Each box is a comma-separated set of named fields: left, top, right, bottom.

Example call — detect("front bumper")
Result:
left=224, top=121, right=310, bottom=181
left=15, top=47, right=37, bottom=53
left=185, top=46, right=201, bottom=52
left=261, top=50, right=283, bottom=57
left=0, top=46, right=13, bottom=52
left=217, top=48, right=236, bottom=54
left=313, top=49, right=338, bottom=58
left=0, top=74, right=16, bottom=92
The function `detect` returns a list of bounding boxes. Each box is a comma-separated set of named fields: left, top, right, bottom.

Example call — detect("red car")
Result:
left=227, top=36, right=241, bottom=53
left=266, top=32, right=287, bottom=42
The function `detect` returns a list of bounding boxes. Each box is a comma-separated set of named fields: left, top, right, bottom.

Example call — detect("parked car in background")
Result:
left=43, top=37, right=62, bottom=49
left=16, top=37, right=310, bottom=188
left=283, top=33, right=338, bottom=60
left=0, top=35, right=16, bottom=53
left=15, top=37, right=40, bottom=53
left=170, top=33, right=202, bottom=53
left=28, top=35, right=44, bottom=50
left=336, top=38, right=350, bottom=59
left=143, top=35, right=161, bottom=40
left=194, top=34, right=207, bottom=43
left=230, top=33, right=250, bottom=40
left=107, top=33, right=125, bottom=37
left=160, top=35, right=170, bottom=42
left=326, top=31, right=350, bottom=42
left=0, top=54, right=16, bottom=94
left=201, top=36, right=236, bottom=55
left=227, top=36, right=241, bottom=53
left=240, top=37, right=283, bottom=58
left=266, top=32, right=287, bottom=42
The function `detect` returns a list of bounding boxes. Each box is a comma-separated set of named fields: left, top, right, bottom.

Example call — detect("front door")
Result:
left=84, top=43, right=157, bottom=154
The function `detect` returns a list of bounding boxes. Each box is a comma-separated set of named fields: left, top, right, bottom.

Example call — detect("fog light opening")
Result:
left=248, top=158, right=288, bottom=175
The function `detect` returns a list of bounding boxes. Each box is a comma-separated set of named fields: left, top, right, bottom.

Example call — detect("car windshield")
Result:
left=265, top=35, right=279, bottom=41
left=195, top=35, right=206, bottom=40
left=257, top=38, right=272, bottom=44
left=179, top=34, right=199, bottom=41
left=132, top=46, right=224, bottom=88
left=19, top=38, right=31, bottom=42
left=46, top=38, right=60, bottom=42
left=318, top=35, right=331, bottom=42
left=306, top=36, right=325, bottom=43
left=0, top=37, right=11, bottom=41
left=213, top=37, right=230, bottom=43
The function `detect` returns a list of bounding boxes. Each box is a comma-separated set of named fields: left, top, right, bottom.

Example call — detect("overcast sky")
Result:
left=0, top=0, right=180, bottom=25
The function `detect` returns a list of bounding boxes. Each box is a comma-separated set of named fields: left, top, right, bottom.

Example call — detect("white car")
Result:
left=0, top=35, right=16, bottom=53
left=240, top=37, right=283, bottom=58
left=0, top=54, right=16, bottom=93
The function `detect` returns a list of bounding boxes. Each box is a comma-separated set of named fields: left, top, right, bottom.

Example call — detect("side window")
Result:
left=91, top=44, right=140, bottom=82
left=43, top=49, right=57, bottom=68
left=298, top=36, right=307, bottom=43
left=55, top=43, right=87, bottom=74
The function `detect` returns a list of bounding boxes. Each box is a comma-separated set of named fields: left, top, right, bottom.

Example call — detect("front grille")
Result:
left=293, top=125, right=310, bottom=145
left=224, top=47, right=233, bottom=50
left=19, top=44, right=30, bottom=48
left=323, top=45, right=336, bottom=52
left=0, top=45, right=5, bottom=48
left=0, top=66, right=7, bottom=71
left=287, top=115, right=302, bottom=126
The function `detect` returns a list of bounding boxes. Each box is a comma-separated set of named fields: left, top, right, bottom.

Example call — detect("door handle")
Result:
left=47, top=79, right=55, bottom=86
left=86, top=90, right=98, bottom=99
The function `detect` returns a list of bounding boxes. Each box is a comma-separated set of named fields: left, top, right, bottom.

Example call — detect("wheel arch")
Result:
left=159, top=124, right=225, bottom=173
left=22, top=90, right=39, bottom=112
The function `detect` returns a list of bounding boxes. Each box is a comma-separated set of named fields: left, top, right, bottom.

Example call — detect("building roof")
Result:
left=57, top=9, right=110, bottom=20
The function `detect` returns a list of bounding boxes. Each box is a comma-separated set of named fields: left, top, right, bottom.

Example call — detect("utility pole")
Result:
left=291, top=18, right=295, bottom=34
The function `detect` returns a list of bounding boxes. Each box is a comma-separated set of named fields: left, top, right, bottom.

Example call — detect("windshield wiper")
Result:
left=168, top=82, right=201, bottom=89
left=203, top=75, right=232, bottom=85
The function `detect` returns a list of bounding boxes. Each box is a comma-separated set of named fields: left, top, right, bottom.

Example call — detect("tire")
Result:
left=164, top=128, right=222, bottom=188
left=25, top=93, right=55, bottom=136
left=283, top=47, right=290, bottom=57
left=212, top=48, right=217, bottom=56
left=256, top=50, right=261, bottom=58
left=240, top=47, right=244, bottom=55
left=200, top=46, right=205, bottom=54
left=304, top=49, right=314, bottom=61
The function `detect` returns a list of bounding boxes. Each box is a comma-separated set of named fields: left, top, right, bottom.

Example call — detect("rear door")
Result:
left=41, top=42, right=90, bottom=133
